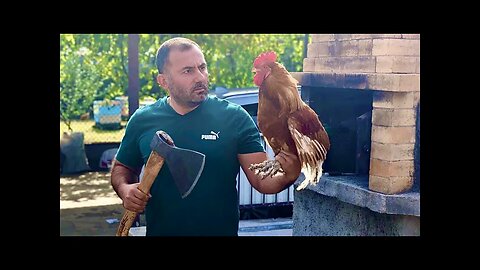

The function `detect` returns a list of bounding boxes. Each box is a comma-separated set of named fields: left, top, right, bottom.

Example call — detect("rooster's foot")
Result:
left=249, top=159, right=284, bottom=179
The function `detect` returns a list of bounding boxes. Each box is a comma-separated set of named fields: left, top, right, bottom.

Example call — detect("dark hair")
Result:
left=155, top=37, right=201, bottom=74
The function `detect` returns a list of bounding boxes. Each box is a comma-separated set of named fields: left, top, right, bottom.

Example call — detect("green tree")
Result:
left=60, top=46, right=102, bottom=131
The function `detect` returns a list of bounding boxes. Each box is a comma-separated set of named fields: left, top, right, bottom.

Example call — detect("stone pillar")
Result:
left=369, top=91, right=419, bottom=194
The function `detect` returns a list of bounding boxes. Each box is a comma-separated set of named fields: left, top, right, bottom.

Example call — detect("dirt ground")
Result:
left=60, top=171, right=139, bottom=236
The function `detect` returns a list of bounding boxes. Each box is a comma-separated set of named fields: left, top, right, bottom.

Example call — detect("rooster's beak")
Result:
left=252, top=67, right=258, bottom=73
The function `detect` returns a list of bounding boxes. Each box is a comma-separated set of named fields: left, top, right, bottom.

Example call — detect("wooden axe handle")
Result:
left=116, top=151, right=165, bottom=236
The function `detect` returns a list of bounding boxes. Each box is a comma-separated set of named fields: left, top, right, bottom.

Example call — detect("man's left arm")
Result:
left=238, top=150, right=301, bottom=194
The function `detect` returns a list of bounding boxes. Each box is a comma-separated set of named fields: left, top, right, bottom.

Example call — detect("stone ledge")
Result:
left=294, top=173, right=420, bottom=216
left=291, top=72, right=419, bottom=92
left=292, top=72, right=368, bottom=90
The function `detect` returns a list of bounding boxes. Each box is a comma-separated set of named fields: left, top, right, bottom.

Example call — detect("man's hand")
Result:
left=111, top=159, right=149, bottom=213
left=275, top=150, right=301, bottom=182
left=118, top=183, right=151, bottom=213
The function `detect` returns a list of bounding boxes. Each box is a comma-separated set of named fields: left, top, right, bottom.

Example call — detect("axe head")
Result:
left=150, top=131, right=205, bottom=198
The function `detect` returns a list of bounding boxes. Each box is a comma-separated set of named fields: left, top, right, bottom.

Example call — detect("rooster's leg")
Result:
left=249, top=159, right=285, bottom=179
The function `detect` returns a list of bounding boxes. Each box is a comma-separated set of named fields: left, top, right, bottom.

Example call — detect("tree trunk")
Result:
left=128, top=34, right=140, bottom=117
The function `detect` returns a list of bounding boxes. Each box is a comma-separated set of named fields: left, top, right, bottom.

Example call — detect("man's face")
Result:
left=161, top=46, right=209, bottom=107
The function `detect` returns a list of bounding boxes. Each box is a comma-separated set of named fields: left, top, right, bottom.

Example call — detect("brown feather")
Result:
left=256, top=61, right=330, bottom=190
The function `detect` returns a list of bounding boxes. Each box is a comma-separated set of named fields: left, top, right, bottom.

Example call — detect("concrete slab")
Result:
left=128, top=217, right=293, bottom=236
left=238, top=229, right=292, bottom=236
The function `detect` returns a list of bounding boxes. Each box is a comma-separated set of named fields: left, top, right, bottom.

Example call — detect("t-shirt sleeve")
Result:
left=115, top=113, right=144, bottom=169
left=236, top=106, right=265, bottom=154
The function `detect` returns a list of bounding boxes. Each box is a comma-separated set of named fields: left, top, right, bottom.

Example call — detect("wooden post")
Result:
left=128, top=34, right=140, bottom=117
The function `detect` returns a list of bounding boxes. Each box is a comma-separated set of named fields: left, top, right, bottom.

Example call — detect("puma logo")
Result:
left=210, top=131, right=220, bottom=139
left=201, top=131, right=220, bottom=140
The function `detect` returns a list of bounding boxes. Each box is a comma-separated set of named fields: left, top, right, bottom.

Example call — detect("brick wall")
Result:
left=305, top=34, right=420, bottom=194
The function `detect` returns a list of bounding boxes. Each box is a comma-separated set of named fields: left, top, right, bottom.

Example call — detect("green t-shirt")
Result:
left=116, top=96, right=264, bottom=236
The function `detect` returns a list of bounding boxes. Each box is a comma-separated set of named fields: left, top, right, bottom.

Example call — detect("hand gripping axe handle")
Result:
left=116, top=130, right=205, bottom=236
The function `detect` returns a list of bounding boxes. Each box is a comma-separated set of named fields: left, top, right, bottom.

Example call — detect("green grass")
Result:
left=60, top=120, right=127, bottom=144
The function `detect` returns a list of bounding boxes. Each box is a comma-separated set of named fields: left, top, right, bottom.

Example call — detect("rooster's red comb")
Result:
left=253, top=51, right=277, bottom=67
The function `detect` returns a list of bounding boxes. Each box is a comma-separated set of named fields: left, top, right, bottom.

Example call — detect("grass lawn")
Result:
left=60, top=120, right=127, bottom=144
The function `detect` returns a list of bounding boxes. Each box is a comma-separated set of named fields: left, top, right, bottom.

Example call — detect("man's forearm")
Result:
left=239, top=152, right=301, bottom=194
left=111, top=159, right=140, bottom=199
left=256, top=173, right=297, bottom=194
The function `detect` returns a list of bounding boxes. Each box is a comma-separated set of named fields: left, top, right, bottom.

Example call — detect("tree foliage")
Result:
left=60, top=45, right=102, bottom=131
left=186, top=34, right=306, bottom=89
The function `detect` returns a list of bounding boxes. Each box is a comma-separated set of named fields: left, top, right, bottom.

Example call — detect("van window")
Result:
left=242, top=103, right=258, bottom=117
left=242, top=103, right=259, bottom=126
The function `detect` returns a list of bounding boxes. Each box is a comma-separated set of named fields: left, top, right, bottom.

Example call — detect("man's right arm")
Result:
left=111, top=159, right=150, bottom=212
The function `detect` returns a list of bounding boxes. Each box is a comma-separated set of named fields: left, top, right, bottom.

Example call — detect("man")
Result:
left=111, top=37, right=301, bottom=236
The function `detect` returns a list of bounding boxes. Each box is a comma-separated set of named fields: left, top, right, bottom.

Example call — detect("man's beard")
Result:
left=169, top=82, right=208, bottom=108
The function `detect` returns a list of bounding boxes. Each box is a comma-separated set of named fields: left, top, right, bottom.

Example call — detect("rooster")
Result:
left=249, top=51, right=330, bottom=191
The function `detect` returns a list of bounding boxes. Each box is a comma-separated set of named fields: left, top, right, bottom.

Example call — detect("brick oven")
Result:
left=291, top=34, right=420, bottom=236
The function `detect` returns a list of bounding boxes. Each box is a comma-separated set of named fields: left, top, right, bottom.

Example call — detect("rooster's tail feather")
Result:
left=296, top=161, right=324, bottom=191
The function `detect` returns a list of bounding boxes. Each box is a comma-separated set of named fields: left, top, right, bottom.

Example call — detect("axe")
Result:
left=116, top=130, right=205, bottom=236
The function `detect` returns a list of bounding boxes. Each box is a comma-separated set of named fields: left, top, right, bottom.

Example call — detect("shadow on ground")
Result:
left=60, top=171, right=128, bottom=236
left=60, top=171, right=117, bottom=202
